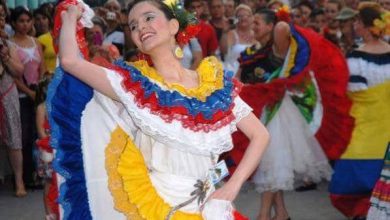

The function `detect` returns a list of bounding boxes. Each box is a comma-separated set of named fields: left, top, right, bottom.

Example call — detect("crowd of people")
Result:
left=0, top=0, right=389, bottom=220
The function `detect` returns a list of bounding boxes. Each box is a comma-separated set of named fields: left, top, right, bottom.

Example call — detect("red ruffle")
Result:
left=36, top=137, right=53, bottom=153
left=330, top=194, right=370, bottom=218
left=103, top=63, right=241, bottom=132
left=47, top=174, right=59, bottom=219
left=229, top=26, right=354, bottom=173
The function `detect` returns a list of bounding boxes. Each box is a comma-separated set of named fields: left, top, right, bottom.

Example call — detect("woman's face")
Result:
left=34, top=14, right=50, bottom=34
left=236, top=8, right=253, bottom=28
left=128, top=2, right=177, bottom=54
left=253, top=14, right=272, bottom=41
left=13, top=13, right=33, bottom=35
left=353, top=17, right=366, bottom=37
left=291, top=8, right=303, bottom=26
left=299, top=5, right=312, bottom=23
left=324, top=2, right=339, bottom=20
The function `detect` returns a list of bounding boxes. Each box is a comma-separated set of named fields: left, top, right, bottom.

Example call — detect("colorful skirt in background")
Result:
left=367, top=143, right=390, bottom=220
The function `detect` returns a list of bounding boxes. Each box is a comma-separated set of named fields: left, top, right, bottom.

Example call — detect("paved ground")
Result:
left=0, top=179, right=345, bottom=220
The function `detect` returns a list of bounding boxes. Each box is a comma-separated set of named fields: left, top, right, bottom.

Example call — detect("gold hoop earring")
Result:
left=174, top=45, right=184, bottom=59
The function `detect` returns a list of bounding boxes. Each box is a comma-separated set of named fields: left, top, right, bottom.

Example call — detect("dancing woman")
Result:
left=329, top=2, right=390, bottom=219
left=229, top=8, right=354, bottom=220
left=49, top=0, right=269, bottom=219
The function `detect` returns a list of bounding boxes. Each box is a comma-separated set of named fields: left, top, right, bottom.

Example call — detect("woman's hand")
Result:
left=61, top=5, right=82, bottom=23
left=207, top=180, right=241, bottom=202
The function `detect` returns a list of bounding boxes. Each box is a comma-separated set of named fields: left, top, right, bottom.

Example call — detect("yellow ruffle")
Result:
left=106, top=126, right=203, bottom=220
left=130, top=56, right=224, bottom=101
left=105, top=127, right=143, bottom=219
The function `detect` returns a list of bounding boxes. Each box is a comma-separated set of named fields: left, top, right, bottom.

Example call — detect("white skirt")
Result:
left=253, top=95, right=332, bottom=193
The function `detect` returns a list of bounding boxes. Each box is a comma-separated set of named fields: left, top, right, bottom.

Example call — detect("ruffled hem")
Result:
left=106, top=60, right=241, bottom=133
left=108, top=127, right=203, bottom=219
left=105, top=126, right=143, bottom=219
left=47, top=67, right=93, bottom=220
left=105, top=68, right=246, bottom=156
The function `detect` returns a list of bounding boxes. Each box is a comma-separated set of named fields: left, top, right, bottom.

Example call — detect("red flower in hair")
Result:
left=275, top=5, right=291, bottom=23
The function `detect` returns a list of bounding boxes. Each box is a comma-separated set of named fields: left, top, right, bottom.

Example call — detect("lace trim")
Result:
left=131, top=56, right=224, bottom=101
left=105, top=127, right=143, bottom=220
left=107, top=127, right=203, bottom=219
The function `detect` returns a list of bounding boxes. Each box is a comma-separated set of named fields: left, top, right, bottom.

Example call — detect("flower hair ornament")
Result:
left=275, top=5, right=291, bottom=23
left=371, top=11, right=390, bottom=36
left=163, top=0, right=201, bottom=47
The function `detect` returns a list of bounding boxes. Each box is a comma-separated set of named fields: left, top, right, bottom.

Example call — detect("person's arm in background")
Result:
left=272, top=22, right=291, bottom=58
left=1, top=40, right=24, bottom=77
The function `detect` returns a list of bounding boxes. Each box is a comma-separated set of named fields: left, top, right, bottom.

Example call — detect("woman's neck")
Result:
left=259, top=33, right=271, bottom=47
left=13, top=32, right=28, bottom=40
left=150, top=51, right=185, bottom=81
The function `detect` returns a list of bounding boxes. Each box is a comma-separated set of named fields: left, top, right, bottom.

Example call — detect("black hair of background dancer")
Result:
left=255, top=9, right=277, bottom=25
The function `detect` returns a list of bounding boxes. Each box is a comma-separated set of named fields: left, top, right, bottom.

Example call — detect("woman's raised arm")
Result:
left=59, top=5, right=118, bottom=100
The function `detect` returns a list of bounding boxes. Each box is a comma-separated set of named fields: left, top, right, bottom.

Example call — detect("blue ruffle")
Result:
left=47, top=67, right=93, bottom=220
left=114, top=60, right=236, bottom=119
left=290, top=25, right=311, bottom=76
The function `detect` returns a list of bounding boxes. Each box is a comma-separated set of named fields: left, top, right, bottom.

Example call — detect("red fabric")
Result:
left=234, top=210, right=249, bottom=220
left=371, top=178, right=390, bottom=202
left=330, top=194, right=370, bottom=218
left=228, top=26, right=354, bottom=173
left=196, top=20, right=219, bottom=57
left=47, top=174, right=59, bottom=219
left=52, top=0, right=89, bottom=60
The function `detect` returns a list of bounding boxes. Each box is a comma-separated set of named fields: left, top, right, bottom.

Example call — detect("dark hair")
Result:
left=327, top=0, right=345, bottom=10
left=33, top=7, right=53, bottom=27
left=298, top=0, right=314, bottom=11
left=310, top=8, right=324, bottom=19
left=10, top=6, right=32, bottom=23
left=35, top=77, right=50, bottom=107
left=358, top=2, right=382, bottom=28
left=255, top=9, right=277, bottom=25
left=92, top=16, right=107, bottom=34
left=127, top=0, right=176, bottom=21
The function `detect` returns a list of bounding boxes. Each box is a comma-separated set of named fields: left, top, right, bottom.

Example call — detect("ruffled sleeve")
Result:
left=232, top=96, right=253, bottom=128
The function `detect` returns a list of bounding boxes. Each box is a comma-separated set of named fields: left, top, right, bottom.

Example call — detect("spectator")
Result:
left=34, top=7, right=56, bottom=75
left=379, top=0, right=390, bottom=10
left=291, top=7, right=304, bottom=26
left=0, top=1, right=26, bottom=197
left=298, top=0, right=314, bottom=27
left=224, top=0, right=236, bottom=23
left=335, top=7, right=359, bottom=54
left=185, top=0, right=219, bottom=57
left=208, top=0, right=231, bottom=42
left=9, top=6, right=46, bottom=189
left=221, top=4, right=256, bottom=74
left=181, top=38, right=203, bottom=70
left=309, top=8, right=327, bottom=33
left=324, top=0, right=345, bottom=46
left=102, top=0, right=125, bottom=56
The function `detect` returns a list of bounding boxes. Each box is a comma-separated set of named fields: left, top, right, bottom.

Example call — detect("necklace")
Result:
left=237, top=29, right=253, bottom=44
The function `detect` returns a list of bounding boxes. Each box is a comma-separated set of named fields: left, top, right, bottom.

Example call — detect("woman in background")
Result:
left=0, top=1, right=26, bottom=197
left=330, top=3, right=390, bottom=219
